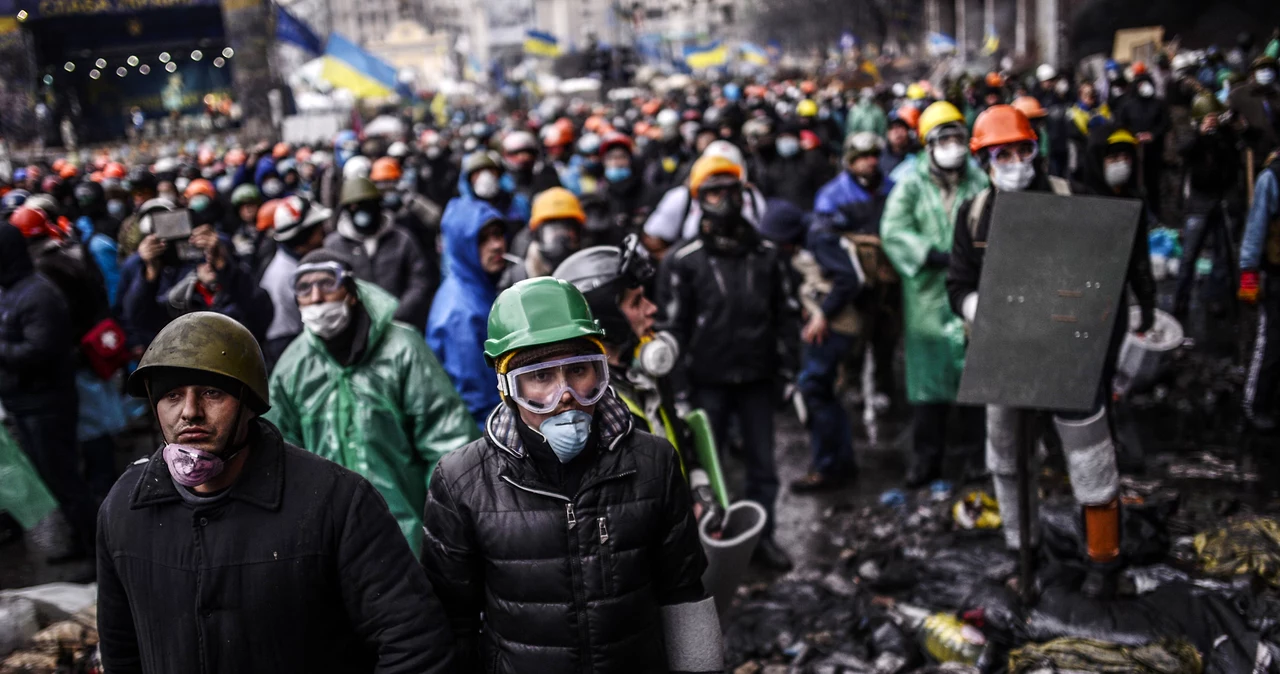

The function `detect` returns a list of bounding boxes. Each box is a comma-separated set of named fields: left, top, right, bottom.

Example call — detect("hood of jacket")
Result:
left=254, top=156, right=279, bottom=189
left=440, top=195, right=502, bottom=303
left=1082, top=123, right=1138, bottom=194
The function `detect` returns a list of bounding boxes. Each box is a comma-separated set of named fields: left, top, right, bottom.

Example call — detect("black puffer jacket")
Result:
left=97, top=419, right=457, bottom=674
left=420, top=394, right=720, bottom=674
left=0, top=226, right=76, bottom=414
left=657, top=222, right=799, bottom=388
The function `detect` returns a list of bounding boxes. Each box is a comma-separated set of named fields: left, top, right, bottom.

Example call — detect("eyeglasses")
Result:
left=989, top=142, right=1038, bottom=165
left=292, top=261, right=349, bottom=297
left=499, top=354, right=610, bottom=414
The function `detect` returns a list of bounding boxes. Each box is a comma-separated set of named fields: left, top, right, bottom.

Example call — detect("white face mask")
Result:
left=472, top=171, right=500, bottom=199
left=991, top=159, right=1036, bottom=192
left=300, top=300, right=352, bottom=339
left=1258, top=69, right=1277, bottom=86
left=1104, top=160, right=1132, bottom=187
left=1055, top=80, right=1070, bottom=96
left=1137, top=82, right=1155, bottom=98
left=932, top=143, right=968, bottom=170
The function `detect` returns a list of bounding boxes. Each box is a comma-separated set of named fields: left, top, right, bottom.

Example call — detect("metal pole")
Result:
left=1016, top=409, right=1037, bottom=605
left=1015, top=0, right=1026, bottom=56
left=983, top=0, right=993, bottom=54
left=956, top=0, right=966, bottom=62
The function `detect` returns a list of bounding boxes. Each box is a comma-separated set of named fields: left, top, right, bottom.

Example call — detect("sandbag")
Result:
left=1010, top=637, right=1203, bottom=673
left=1194, top=517, right=1280, bottom=587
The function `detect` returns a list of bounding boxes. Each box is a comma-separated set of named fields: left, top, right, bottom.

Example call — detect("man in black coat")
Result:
left=421, top=277, right=722, bottom=674
left=0, top=223, right=97, bottom=557
left=1115, top=74, right=1171, bottom=216
left=97, top=311, right=456, bottom=674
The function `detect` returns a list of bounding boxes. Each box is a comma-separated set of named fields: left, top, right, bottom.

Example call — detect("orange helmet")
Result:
left=184, top=178, right=217, bottom=200
left=542, top=123, right=574, bottom=149
left=1011, top=95, right=1047, bottom=120
left=970, top=104, right=1037, bottom=152
left=529, top=187, right=586, bottom=230
left=295, top=147, right=313, bottom=164
left=225, top=148, right=247, bottom=167
left=689, top=156, right=743, bottom=198
left=599, top=131, right=634, bottom=156
left=800, top=80, right=818, bottom=94
left=894, top=105, right=921, bottom=131
left=59, top=164, right=79, bottom=180
left=584, top=115, right=607, bottom=133
left=197, top=147, right=216, bottom=166
left=272, top=142, right=292, bottom=159
left=642, top=100, right=662, bottom=116
left=9, top=206, right=53, bottom=239
left=51, top=158, right=66, bottom=173
left=256, top=198, right=283, bottom=231
left=985, top=72, right=1005, bottom=88
left=370, top=157, right=402, bottom=182
left=1132, top=61, right=1148, bottom=75
left=89, top=171, right=104, bottom=183
left=103, top=162, right=127, bottom=179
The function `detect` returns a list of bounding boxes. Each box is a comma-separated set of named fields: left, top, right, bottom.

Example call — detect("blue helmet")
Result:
left=2, top=189, right=29, bottom=216
left=334, top=130, right=360, bottom=167
left=724, top=82, right=741, bottom=102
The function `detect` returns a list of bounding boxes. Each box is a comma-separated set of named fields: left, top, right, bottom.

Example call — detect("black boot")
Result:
left=751, top=536, right=794, bottom=572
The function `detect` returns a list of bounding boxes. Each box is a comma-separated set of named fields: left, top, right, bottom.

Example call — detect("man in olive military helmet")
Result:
left=420, top=277, right=723, bottom=674
left=97, top=311, right=456, bottom=674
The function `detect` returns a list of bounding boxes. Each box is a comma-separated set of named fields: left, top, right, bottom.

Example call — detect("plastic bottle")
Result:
left=920, top=612, right=986, bottom=665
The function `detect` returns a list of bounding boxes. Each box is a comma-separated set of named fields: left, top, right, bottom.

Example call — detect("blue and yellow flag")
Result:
left=739, top=42, right=769, bottom=66
left=982, top=25, right=999, bottom=54
left=524, top=30, right=561, bottom=57
left=684, top=41, right=728, bottom=70
left=321, top=33, right=400, bottom=99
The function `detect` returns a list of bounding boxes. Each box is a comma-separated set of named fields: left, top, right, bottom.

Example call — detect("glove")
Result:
left=925, top=248, right=951, bottom=269
left=1240, top=270, right=1260, bottom=304
left=1137, top=305, right=1155, bottom=334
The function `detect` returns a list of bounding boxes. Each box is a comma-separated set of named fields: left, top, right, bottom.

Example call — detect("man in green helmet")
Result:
left=420, top=277, right=723, bottom=674
left=97, top=311, right=456, bottom=673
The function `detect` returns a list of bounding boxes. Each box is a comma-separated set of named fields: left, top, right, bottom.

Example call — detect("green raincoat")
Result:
left=880, top=153, right=989, bottom=403
left=845, top=100, right=888, bottom=138
left=0, top=423, right=57, bottom=529
left=267, top=281, right=479, bottom=555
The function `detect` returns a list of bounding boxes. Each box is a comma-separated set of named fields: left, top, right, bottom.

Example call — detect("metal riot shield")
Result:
left=684, top=409, right=731, bottom=509
left=956, top=191, right=1141, bottom=413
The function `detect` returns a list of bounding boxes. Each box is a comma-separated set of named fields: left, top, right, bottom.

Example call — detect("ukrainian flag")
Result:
left=321, top=33, right=400, bottom=99
left=684, top=41, right=728, bottom=70
left=524, top=30, right=561, bottom=57
left=982, top=25, right=1000, bottom=54
left=739, top=42, right=769, bottom=66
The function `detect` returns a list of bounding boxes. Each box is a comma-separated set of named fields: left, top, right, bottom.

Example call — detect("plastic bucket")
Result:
left=1115, top=307, right=1183, bottom=394
left=699, top=500, right=767, bottom=619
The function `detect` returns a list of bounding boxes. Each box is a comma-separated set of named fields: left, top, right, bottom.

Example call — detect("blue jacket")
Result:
left=427, top=196, right=504, bottom=427
left=810, top=172, right=894, bottom=316
left=75, top=216, right=123, bottom=307
left=1242, top=165, right=1280, bottom=271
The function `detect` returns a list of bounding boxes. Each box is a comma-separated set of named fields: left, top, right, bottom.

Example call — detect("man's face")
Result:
left=156, top=385, right=250, bottom=454
left=887, top=124, right=909, bottom=148
left=604, top=148, right=631, bottom=170
left=505, top=150, right=536, bottom=173
left=238, top=203, right=259, bottom=225
left=512, top=359, right=599, bottom=429
left=695, top=131, right=717, bottom=154
left=295, top=270, right=351, bottom=308
left=1079, top=84, right=1097, bottom=107
left=620, top=285, right=657, bottom=338
left=478, top=223, right=507, bottom=274
left=849, top=154, right=880, bottom=178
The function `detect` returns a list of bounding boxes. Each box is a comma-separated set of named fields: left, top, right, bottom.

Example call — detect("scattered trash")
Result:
left=1195, top=517, right=1280, bottom=587
left=929, top=481, right=953, bottom=503
left=1009, top=637, right=1202, bottom=673
left=951, top=492, right=1001, bottom=530
left=0, top=598, right=38, bottom=657
left=919, top=613, right=985, bottom=665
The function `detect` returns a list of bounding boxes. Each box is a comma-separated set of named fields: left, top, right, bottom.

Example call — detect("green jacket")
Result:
left=267, top=280, right=479, bottom=555
left=845, top=101, right=888, bottom=138
left=880, top=153, right=989, bottom=403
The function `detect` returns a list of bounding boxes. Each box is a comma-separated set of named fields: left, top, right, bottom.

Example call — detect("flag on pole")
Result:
left=926, top=32, right=957, bottom=56
left=983, top=25, right=1000, bottom=54
left=739, top=42, right=769, bottom=66
left=524, top=30, right=561, bottom=57
left=684, top=41, right=728, bottom=70
left=321, top=33, right=402, bottom=99
left=274, top=4, right=323, bottom=56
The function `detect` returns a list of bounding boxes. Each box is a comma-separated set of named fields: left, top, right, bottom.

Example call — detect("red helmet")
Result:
left=183, top=178, right=217, bottom=200
left=599, top=131, right=635, bottom=157
left=103, top=162, right=127, bottom=179
left=9, top=206, right=53, bottom=239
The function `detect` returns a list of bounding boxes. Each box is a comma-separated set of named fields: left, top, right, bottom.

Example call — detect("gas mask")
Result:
left=991, top=159, right=1035, bottom=192
left=632, top=331, right=679, bottom=378
left=350, top=201, right=382, bottom=233
left=776, top=137, right=800, bottom=157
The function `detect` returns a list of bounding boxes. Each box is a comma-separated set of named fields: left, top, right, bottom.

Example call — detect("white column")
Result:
left=1015, top=0, right=1027, bottom=56
left=956, top=0, right=966, bottom=61
left=1035, top=0, right=1057, bottom=65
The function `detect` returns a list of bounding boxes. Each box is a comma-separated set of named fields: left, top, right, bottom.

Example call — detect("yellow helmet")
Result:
left=906, top=82, right=928, bottom=100
left=1107, top=129, right=1138, bottom=146
left=796, top=99, right=819, bottom=118
left=918, top=101, right=965, bottom=143
left=529, top=187, right=586, bottom=230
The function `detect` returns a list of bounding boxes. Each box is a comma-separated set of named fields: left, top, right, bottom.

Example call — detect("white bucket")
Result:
left=1115, top=307, right=1184, bottom=394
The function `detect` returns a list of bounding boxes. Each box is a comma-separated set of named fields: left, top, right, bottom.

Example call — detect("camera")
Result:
left=150, top=209, right=205, bottom=263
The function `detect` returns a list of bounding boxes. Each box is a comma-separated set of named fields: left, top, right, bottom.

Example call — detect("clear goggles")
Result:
left=499, top=354, right=610, bottom=414
left=292, top=261, right=350, bottom=298
left=988, top=141, right=1039, bottom=165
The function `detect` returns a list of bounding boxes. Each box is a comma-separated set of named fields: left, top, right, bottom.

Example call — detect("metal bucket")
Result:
left=699, top=500, right=768, bottom=619
left=1116, top=307, right=1184, bottom=394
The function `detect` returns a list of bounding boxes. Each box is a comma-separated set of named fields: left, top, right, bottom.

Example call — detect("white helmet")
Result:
left=136, top=197, right=176, bottom=236
left=702, top=140, right=748, bottom=182
left=342, top=155, right=372, bottom=180
left=1036, top=63, right=1058, bottom=82
left=891, top=82, right=907, bottom=98
left=273, top=195, right=332, bottom=242
left=387, top=141, right=409, bottom=158
left=656, top=109, right=680, bottom=129
left=501, top=130, right=538, bottom=154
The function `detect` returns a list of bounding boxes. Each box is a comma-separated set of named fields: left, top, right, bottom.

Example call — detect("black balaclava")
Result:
left=0, top=223, right=34, bottom=288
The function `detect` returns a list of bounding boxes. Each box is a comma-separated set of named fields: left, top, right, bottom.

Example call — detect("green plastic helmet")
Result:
left=126, top=312, right=270, bottom=414
left=230, top=183, right=262, bottom=207
left=1191, top=92, right=1226, bottom=122
left=340, top=177, right=381, bottom=207
left=462, top=151, right=502, bottom=181
left=483, top=277, right=605, bottom=367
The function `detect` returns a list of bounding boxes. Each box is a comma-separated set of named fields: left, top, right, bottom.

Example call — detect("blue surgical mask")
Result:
left=605, top=166, right=632, bottom=183
left=539, top=409, right=592, bottom=463
left=776, top=137, right=800, bottom=157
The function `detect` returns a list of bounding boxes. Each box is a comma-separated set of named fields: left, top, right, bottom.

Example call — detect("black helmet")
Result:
left=552, top=234, right=654, bottom=349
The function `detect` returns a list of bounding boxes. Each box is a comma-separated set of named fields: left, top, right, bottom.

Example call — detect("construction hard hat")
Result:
left=502, top=130, right=539, bottom=155
left=918, top=101, right=966, bottom=142
left=387, top=141, right=409, bottom=158
left=342, top=155, right=372, bottom=181
left=844, top=131, right=885, bottom=160
left=183, top=178, right=217, bottom=201
left=1036, top=63, right=1058, bottom=82
left=273, top=195, right=332, bottom=242
left=985, top=72, right=1005, bottom=88
left=256, top=199, right=283, bottom=231
left=1107, top=129, right=1139, bottom=146
left=225, top=148, right=247, bottom=167
left=483, top=277, right=605, bottom=367
left=59, top=164, right=79, bottom=180
left=906, top=83, right=928, bottom=100
left=970, top=104, right=1037, bottom=152
left=272, top=142, right=292, bottom=160
left=9, top=206, right=53, bottom=239
left=462, top=151, right=502, bottom=180
left=890, top=105, right=921, bottom=131
left=689, top=155, right=744, bottom=198
left=1011, top=95, right=1048, bottom=119
left=1131, top=61, right=1148, bottom=76
left=230, top=183, right=262, bottom=207
left=127, top=312, right=270, bottom=414
left=796, top=99, right=819, bottom=118
left=530, top=187, right=586, bottom=231
left=599, top=131, right=635, bottom=156
left=103, top=162, right=127, bottom=179
left=340, top=177, right=382, bottom=207
left=370, top=157, right=402, bottom=183
left=1191, top=92, right=1226, bottom=121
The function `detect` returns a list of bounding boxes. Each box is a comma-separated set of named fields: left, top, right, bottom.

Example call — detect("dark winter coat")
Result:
left=760, top=151, right=830, bottom=210
left=420, top=395, right=720, bottom=674
left=96, top=418, right=457, bottom=674
left=0, top=230, right=76, bottom=414
left=29, top=239, right=109, bottom=340
left=325, top=213, right=434, bottom=331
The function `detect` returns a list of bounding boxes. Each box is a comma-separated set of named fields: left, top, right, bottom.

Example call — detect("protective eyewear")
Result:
left=988, top=142, right=1038, bottom=165
left=499, top=354, right=610, bottom=414
left=292, top=261, right=349, bottom=298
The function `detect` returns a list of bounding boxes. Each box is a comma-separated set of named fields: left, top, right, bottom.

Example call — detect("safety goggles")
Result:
left=292, top=261, right=350, bottom=298
left=499, top=354, right=610, bottom=414
left=988, top=141, right=1038, bottom=165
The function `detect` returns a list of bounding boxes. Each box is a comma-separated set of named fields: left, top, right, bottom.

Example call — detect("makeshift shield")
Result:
left=685, top=409, right=730, bottom=509
left=957, top=191, right=1141, bottom=413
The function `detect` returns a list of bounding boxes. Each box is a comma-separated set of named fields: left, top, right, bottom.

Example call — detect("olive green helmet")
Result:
left=1191, top=92, right=1226, bottom=122
left=126, top=312, right=270, bottom=414
left=339, top=177, right=381, bottom=207
left=462, top=151, right=502, bottom=181
left=484, top=277, right=605, bottom=368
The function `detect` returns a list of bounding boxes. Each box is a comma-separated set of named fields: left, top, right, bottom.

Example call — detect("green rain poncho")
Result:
left=267, top=281, right=479, bottom=555
left=880, top=152, right=989, bottom=403
left=0, top=423, right=57, bottom=529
